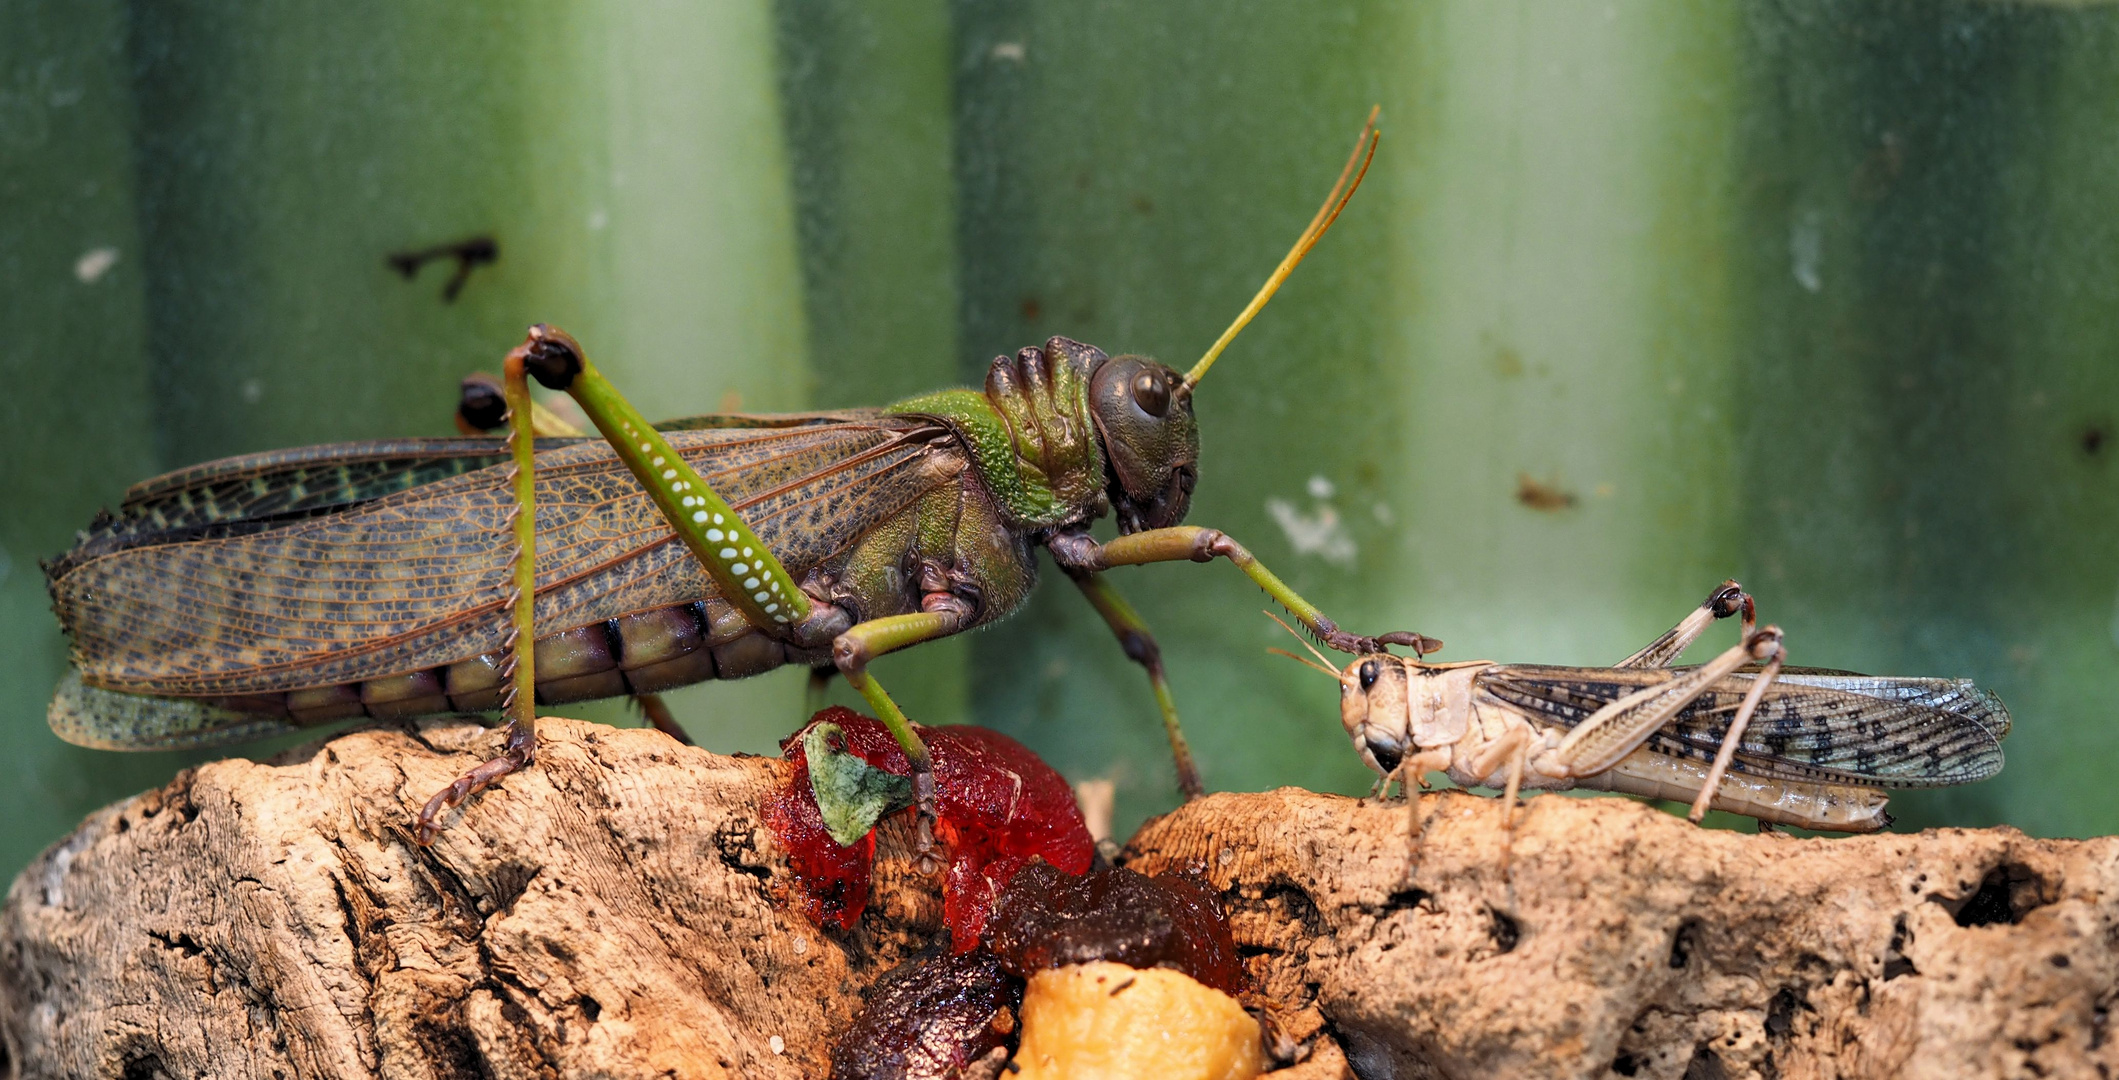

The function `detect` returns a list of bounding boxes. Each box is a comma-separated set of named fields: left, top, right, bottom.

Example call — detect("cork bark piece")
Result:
left=5, top=721, right=2117, bottom=1079
left=1123, top=788, right=2119, bottom=1080
left=0, top=716, right=941, bottom=1080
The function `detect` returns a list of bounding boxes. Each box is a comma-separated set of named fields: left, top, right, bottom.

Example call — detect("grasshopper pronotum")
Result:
left=1280, top=581, right=2008, bottom=837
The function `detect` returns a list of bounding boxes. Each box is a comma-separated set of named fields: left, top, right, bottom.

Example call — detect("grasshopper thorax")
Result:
left=940, top=336, right=1200, bottom=533
left=1339, top=655, right=1475, bottom=779
left=1086, top=353, right=1199, bottom=533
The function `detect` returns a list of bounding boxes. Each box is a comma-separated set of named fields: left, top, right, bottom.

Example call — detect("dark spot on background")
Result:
left=1516, top=472, right=1577, bottom=512
left=1019, top=296, right=1041, bottom=322
left=2082, top=423, right=2109, bottom=457
left=388, top=235, right=499, bottom=302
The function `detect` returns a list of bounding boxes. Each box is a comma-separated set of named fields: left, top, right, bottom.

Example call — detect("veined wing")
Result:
left=53, top=416, right=960, bottom=696
left=53, top=411, right=892, bottom=576
left=1478, top=664, right=2006, bottom=788
left=1768, top=670, right=2010, bottom=742
left=46, top=438, right=535, bottom=578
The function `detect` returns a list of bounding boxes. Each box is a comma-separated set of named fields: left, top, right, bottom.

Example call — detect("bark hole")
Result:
left=1951, top=863, right=2048, bottom=927
left=1884, top=914, right=1919, bottom=979
left=1486, top=905, right=1519, bottom=956
left=1765, top=986, right=1804, bottom=1037
left=1682, top=1044, right=1729, bottom=1080
left=1669, top=918, right=1703, bottom=969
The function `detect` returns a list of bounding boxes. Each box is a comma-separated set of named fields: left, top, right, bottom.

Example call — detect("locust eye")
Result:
left=1358, top=660, right=1380, bottom=690
left=1131, top=370, right=1171, bottom=417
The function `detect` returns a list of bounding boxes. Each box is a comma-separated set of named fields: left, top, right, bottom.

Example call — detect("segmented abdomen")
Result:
left=195, top=598, right=828, bottom=724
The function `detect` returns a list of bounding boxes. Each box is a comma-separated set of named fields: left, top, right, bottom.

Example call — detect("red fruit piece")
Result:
left=766, top=707, right=1094, bottom=945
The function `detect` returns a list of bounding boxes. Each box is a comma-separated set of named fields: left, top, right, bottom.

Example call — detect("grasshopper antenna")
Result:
left=1269, top=647, right=1344, bottom=680
left=1183, top=105, right=1381, bottom=394
left=1264, top=610, right=1351, bottom=682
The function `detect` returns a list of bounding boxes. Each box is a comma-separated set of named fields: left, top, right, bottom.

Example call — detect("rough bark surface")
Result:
left=1125, top=788, right=2119, bottom=1080
left=0, top=716, right=946, bottom=1080
left=4, top=717, right=2116, bottom=1079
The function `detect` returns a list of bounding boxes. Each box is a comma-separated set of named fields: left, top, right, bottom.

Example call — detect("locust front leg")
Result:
left=1047, top=527, right=1439, bottom=657
left=507, top=325, right=942, bottom=849
left=1065, top=569, right=1202, bottom=799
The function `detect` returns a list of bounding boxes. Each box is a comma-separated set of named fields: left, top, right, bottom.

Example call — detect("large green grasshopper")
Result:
left=46, top=115, right=1431, bottom=845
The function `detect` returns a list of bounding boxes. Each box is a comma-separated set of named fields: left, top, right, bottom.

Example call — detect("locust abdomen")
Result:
left=1576, top=746, right=1893, bottom=833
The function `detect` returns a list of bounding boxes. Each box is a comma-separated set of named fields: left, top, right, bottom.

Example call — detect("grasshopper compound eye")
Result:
left=1359, top=660, right=1380, bottom=691
left=1131, top=370, right=1171, bottom=417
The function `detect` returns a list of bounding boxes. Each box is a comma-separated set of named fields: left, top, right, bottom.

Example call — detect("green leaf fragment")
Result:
left=805, top=722, right=915, bottom=847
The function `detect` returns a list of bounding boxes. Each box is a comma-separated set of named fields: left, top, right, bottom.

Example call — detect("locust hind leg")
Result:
left=1066, top=569, right=1202, bottom=799
left=1047, top=526, right=1440, bottom=658
left=630, top=693, right=693, bottom=746
left=1685, top=627, right=1785, bottom=823
left=1616, top=580, right=1753, bottom=670
left=805, top=666, right=834, bottom=714
left=1549, top=626, right=1787, bottom=814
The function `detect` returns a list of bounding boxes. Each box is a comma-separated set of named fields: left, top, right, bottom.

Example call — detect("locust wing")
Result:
left=1478, top=664, right=2006, bottom=787
left=51, top=414, right=961, bottom=698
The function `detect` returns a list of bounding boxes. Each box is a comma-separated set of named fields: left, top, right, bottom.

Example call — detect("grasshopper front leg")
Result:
left=1048, top=526, right=1439, bottom=657
left=1049, top=527, right=1433, bottom=797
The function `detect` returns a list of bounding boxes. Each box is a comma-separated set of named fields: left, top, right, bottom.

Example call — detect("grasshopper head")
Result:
left=1089, top=355, right=1200, bottom=532
left=1340, top=654, right=1412, bottom=777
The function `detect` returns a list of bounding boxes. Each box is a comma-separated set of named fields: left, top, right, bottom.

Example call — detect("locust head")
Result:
left=1340, top=655, right=1414, bottom=778
left=1089, top=355, right=1199, bottom=533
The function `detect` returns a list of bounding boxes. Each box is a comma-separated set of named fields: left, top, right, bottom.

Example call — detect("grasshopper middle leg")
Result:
left=1066, top=569, right=1201, bottom=799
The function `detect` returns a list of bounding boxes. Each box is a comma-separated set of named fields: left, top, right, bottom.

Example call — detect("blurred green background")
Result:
left=5, top=0, right=2115, bottom=888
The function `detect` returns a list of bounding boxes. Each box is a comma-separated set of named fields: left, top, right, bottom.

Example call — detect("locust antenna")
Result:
left=1183, top=105, right=1381, bottom=393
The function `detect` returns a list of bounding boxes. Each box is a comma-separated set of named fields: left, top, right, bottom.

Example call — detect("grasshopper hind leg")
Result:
left=417, top=337, right=544, bottom=845
left=416, top=719, right=536, bottom=845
